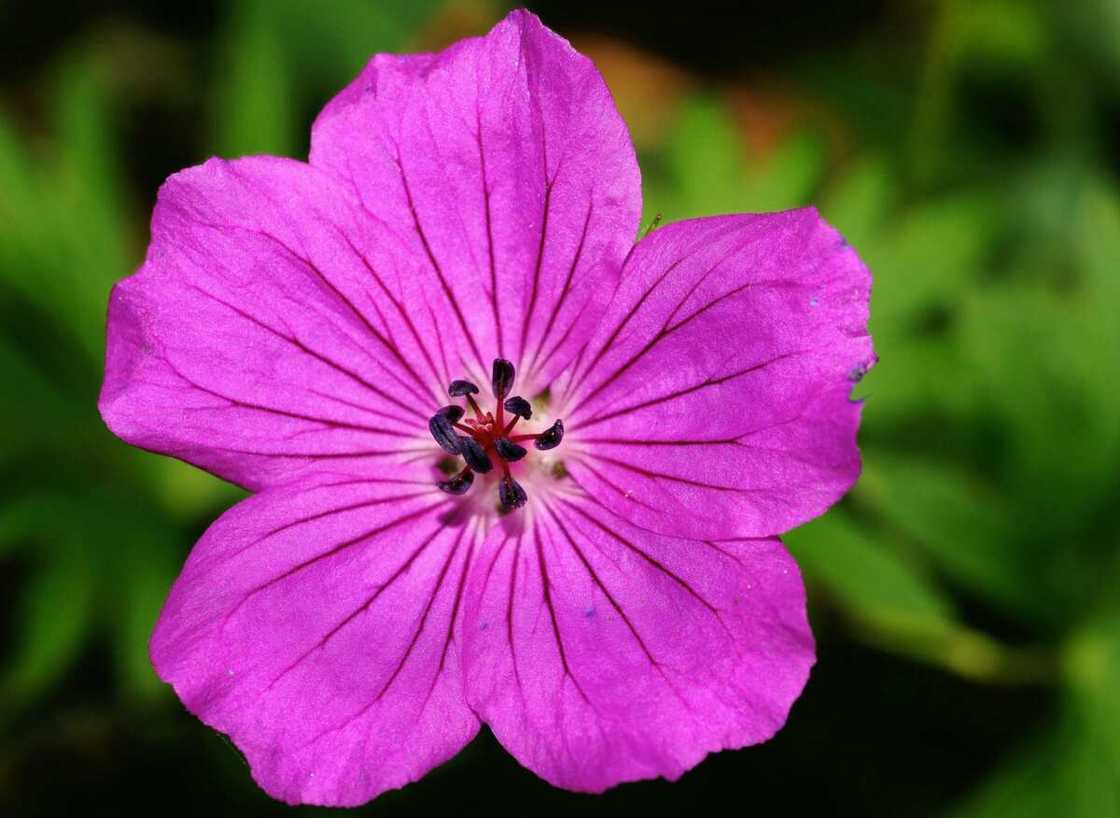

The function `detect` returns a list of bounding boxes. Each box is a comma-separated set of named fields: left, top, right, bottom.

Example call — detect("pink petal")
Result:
left=100, top=155, right=449, bottom=490
left=150, top=473, right=481, bottom=806
left=463, top=495, right=813, bottom=791
left=559, top=209, right=875, bottom=539
left=309, top=9, right=641, bottom=391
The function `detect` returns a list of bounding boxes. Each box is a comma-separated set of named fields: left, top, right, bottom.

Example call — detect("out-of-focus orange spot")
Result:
left=416, top=0, right=497, bottom=50
left=572, top=35, right=690, bottom=150
left=728, top=84, right=849, bottom=160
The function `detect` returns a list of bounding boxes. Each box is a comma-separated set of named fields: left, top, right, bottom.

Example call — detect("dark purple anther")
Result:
left=491, top=358, right=515, bottom=399
left=457, top=436, right=493, bottom=473
left=448, top=379, right=479, bottom=397
left=503, top=396, right=532, bottom=420
left=436, top=404, right=465, bottom=423
left=428, top=413, right=461, bottom=454
left=534, top=419, right=564, bottom=451
left=437, top=468, right=474, bottom=496
left=495, top=437, right=527, bottom=462
left=498, top=476, right=528, bottom=510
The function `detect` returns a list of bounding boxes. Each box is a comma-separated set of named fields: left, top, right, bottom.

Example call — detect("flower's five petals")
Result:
left=99, top=156, right=447, bottom=490
left=462, top=495, right=813, bottom=791
left=562, top=209, right=875, bottom=540
left=310, top=9, right=641, bottom=392
left=150, top=475, right=481, bottom=806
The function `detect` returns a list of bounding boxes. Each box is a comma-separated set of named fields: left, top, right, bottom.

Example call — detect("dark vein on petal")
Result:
left=558, top=497, right=723, bottom=617
left=436, top=520, right=479, bottom=675
left=374, top=522, right=467, bottom=701
left=563, top=254, right=686, bottom=401
left=203, top=445, right=426, bottom=460
left=262, top=490, right=435, bottom=540
left=544, top=502, right=659, bottom=667
left=261, top=522, right=448, bottom=693
left=568, top=459, right=662, bottom=513
left=336, top=231, right=445, bottom=397
left=587, top=452, right=743, bottom=493
left=577, top=436, right=743, bottom=447
left=187, top=284, right=424, bottom=423
left=393, top=152, right=486, bottom=373
left=197, top=211, right=434, bottom=408
left=306, top=388, right=421, bottom=429
left=169, top=362, right=414, bottom=440
left=426, top=301, right=453, bottom=390
left=574, top=351, right=803, bottom=429
left=475, top=112, right=503, bottom=357
left=520, top=175, right=554, bottom=360
left=505, top=532, right=523, bottom=687
left=221, top=500, right=445, bottom=629
left=535, top=518, right=590, bottom=703
left=528, top=200, right=593, bottom=381
left=577, top=276, right=800, bottom=413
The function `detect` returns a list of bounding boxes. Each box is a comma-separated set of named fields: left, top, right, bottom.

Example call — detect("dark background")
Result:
left=1, top=1, right=1117, bottom=815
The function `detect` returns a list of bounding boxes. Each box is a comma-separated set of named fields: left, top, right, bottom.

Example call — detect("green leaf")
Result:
left=656, top=95, right=747, bottom=221
left=109, top=522, right=181, bottom=700
left=214, top=0, right=299, bottom=157
left=1, top=533, right=96, bottom=703
left=865, top=193, right=999, bottom=339
left=648, top=95, right=825, bottom=223
left=787, top=511, right=954, bottom=630
left=960, top=282, right=1120, bottom=531
left=213, top=0, right=447, bottom=157
left=857, top=451, right=1043, bottom=621
left=954, top=615, right=1120, bottom=818
left=856, top=332, right=975, bottom=429
left=0, top=55, right=133, bottom=368
left=819, top=154, right=895, bottom=251
left=739, top=131, right=826, bottom=212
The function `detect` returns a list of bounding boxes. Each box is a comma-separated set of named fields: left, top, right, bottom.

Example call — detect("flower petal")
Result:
left=150, top=472, right=481, bottom=806
left=462, top=495, right=813, bottom=791
left=309, top=10, right=641, bottom=390
left=560, top=209, right=875, bottom=539
left=100, top=155, right=452, bottom=490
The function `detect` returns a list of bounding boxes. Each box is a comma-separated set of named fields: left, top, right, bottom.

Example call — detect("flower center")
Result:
left=428, top=357, right=564, bottom=511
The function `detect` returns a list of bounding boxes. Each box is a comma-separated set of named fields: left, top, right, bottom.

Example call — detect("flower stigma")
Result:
left=429, top=358, right=565, bottom=512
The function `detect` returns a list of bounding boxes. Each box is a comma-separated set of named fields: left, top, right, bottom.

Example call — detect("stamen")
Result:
left=437, top=467, right=474, bottom=495
left=430, top=361, right=564, bottom=510
left=457, top=436, right=494, bottom=473
left=498, top=475, right=528, bottom=510
left=491, top=358, right=515, bottom=399
left=465, top=394, right=484, bottom=419
left=495, top=437, right=527, bottom=462
left=448, top=379, right=479, bottom=397
left=436, top=404, right=465, bottom=423
left=428, top=412, right=461, bottom=454
left=534, top=419, right=564, bottom=450
left=503, top=396, right=532, bottom=420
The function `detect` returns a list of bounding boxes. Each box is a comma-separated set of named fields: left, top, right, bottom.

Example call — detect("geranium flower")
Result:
left=99, top=9, right=874, bottom=807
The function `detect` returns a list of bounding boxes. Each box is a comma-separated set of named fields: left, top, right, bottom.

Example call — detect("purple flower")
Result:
left=99, top=10, right=874, bottom=807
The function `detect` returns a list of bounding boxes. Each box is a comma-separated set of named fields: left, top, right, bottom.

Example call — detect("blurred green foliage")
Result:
left=1, top=0, right=1118, bottom=815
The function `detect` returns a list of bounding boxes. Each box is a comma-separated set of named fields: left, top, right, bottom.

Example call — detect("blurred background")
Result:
left=1, top=0, right=1118, bottom=815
